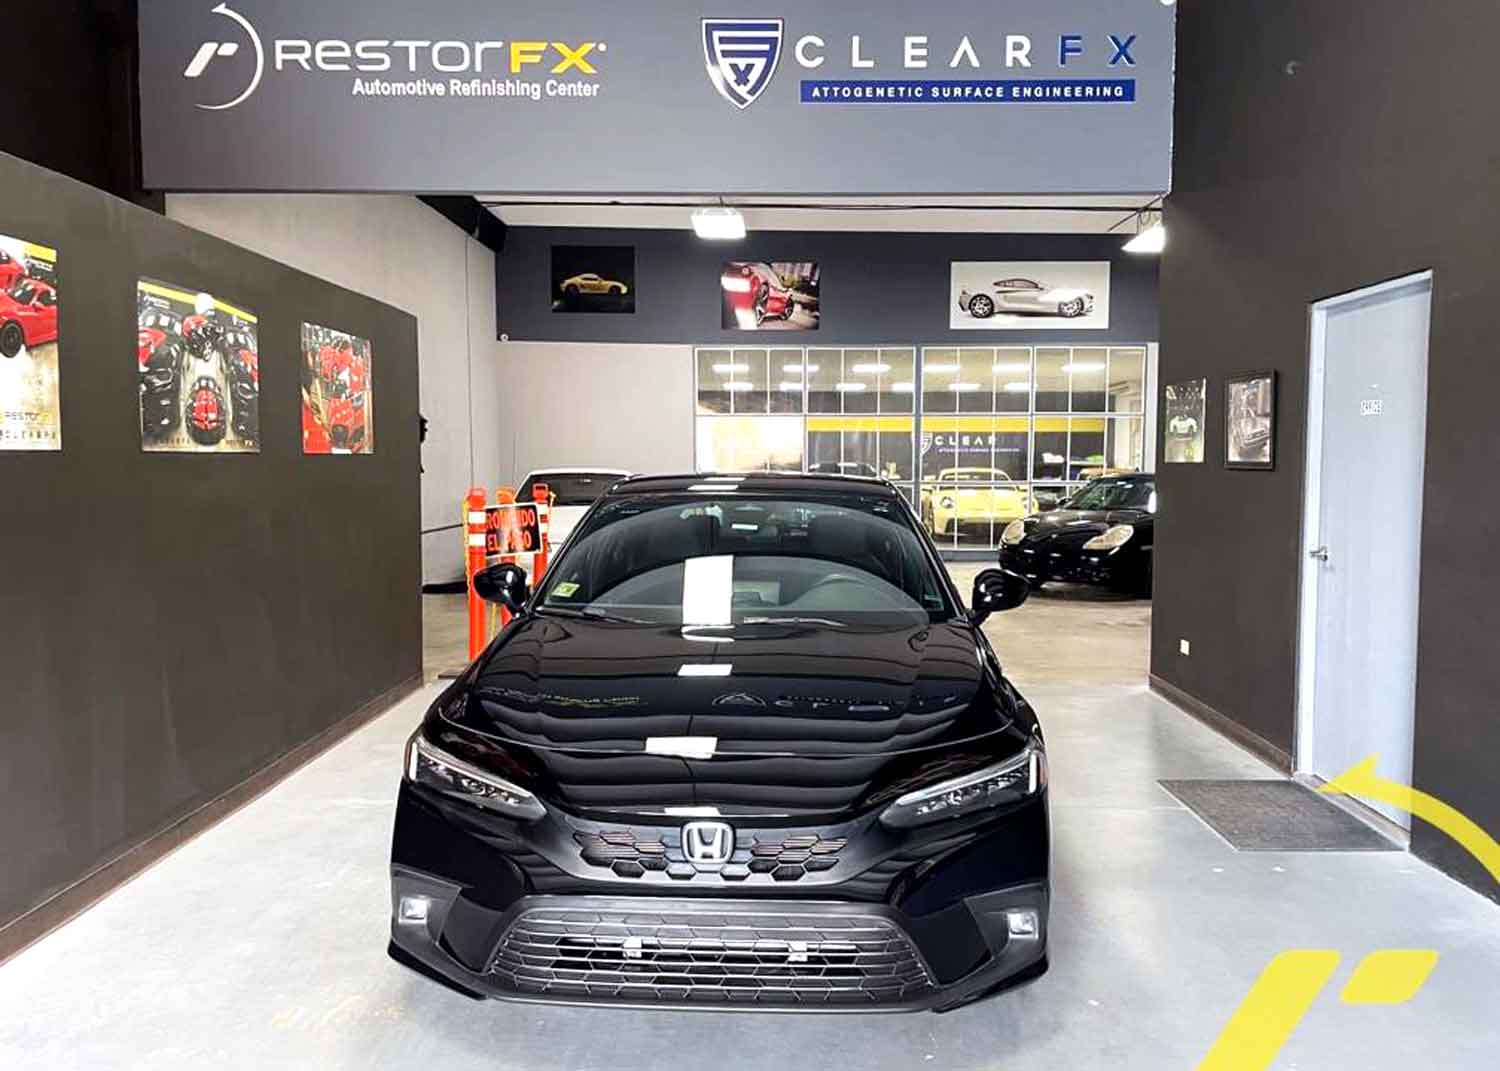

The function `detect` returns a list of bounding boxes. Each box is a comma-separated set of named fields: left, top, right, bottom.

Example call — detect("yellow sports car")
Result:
left=559, top=273, right=629, bottom=298
left=920, top=468, right=1036, bottom=536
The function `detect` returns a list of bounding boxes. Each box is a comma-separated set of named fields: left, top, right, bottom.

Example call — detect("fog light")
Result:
left=398, top=895, right=431, bottom=925
left=1005, top=909, right=1039, bottom=937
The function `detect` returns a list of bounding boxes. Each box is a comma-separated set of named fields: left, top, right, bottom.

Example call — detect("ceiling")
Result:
left=482, top=194, right=1162, bottom=235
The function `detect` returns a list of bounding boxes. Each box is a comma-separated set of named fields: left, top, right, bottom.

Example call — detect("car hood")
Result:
left=439, top=614, right=1020, bottom=817
left=1019, top=508, right=1147, bottom=544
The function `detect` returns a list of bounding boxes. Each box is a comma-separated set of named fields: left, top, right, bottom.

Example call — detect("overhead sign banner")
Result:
left=138, top=0, right=1176, bottom=195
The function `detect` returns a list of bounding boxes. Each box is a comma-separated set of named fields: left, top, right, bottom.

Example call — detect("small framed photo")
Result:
left=1225, top=370, right=1276, bottom=469
left=1163, top=378, right=1206, bottom=463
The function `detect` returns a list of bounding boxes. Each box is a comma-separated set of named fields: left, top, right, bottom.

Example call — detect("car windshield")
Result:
left=535, top=493, right=951, bottom=624
left=1063, top=478, right=1154, bottom=511
left=521, top=472, right=624, bottom=507
left=940, top=470, right=1010, bottom=484
left=9, top=282, right=36, bottom=302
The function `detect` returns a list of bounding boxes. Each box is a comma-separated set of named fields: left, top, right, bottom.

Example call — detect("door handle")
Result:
left=1309, top=545, right=1329, bottom=562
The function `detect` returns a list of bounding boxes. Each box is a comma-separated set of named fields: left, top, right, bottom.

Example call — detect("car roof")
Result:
left=1086, top=472, right=1155, bottom=482
left=611, top=472, right=901, bottom=497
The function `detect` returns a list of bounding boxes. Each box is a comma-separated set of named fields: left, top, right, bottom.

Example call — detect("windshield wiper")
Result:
left=536, top=606, right=651, bottom=624
left=739, top=615, right=848, bottom=628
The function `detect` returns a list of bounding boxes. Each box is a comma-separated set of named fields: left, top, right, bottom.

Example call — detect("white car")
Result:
left=957, top=277, right=1095, bottom=319
left=517, top=468, right=632, bottom=548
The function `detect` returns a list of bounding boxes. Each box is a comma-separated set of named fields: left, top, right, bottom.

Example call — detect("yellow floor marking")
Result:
left=1340, top=950, right=1440, bottom=1005
left=1318, top=756, right=1500, bottom=885
left=1196, top=950, right=1341, bottom=1071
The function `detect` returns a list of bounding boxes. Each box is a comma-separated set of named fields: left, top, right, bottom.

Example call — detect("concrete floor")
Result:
left=4, top=575, right=1499, bottom=1068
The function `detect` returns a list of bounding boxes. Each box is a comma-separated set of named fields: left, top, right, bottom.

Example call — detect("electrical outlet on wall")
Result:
left=1179, top=638, right=1191, bottom=656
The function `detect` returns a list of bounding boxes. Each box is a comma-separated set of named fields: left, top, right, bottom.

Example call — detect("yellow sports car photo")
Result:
left=559, top=272, right=629, bottom=298
left=920, top=468, right=1036, bottom=536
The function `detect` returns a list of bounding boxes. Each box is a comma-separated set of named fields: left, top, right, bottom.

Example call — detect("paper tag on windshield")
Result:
left=553, top=582, right=579, bottom=598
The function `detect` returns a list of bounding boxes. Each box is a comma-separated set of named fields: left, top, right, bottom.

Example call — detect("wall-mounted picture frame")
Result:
left=0, top=233, right=61, bottom=451
left=301, top=323, right=374, bottom=454
left=720, top=261, right=821, bottom=330
left=551, top=245, right=636, bottom=313
left=1225, top=370, right=1276, bottom=469
left=1162, top=378, right=1206, bottom=463
left=950, top=261, right=1111, bottom=331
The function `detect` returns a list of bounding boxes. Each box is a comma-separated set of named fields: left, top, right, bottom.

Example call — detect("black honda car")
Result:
left=389, top=474, right=1049, bottom=1012
left=998, top=473, right=1155, bottom=595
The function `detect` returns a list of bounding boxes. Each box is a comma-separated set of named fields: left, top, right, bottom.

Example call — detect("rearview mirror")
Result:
left=473, top=562, right=529, bottom=612
left=970, top=568, right=1029, bottom=625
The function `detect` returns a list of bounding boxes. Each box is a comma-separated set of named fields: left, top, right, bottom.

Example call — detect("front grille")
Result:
left=488, top=904, right=936, bottom=1007
left=574, top=827, right=848, bottom=883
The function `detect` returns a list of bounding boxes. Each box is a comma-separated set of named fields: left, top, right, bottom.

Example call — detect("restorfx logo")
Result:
left=701, top=18, right=1141, bottom=108
left=180, top=3, right=604, bottom=109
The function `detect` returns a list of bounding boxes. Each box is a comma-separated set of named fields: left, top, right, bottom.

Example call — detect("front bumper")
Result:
left=388, top=781, right=1049, bottom=1011
left=1001, top=541, right=1145, bottom=588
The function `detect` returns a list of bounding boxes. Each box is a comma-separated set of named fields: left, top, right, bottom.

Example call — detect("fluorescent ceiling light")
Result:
left=711, top=362, right=749, bottom=374
left=892, top=381, right=914, bottom=393
left=721, top=381, right=754, bottom=391
left=692, top=206, right=747, bottom=240
left=1003, top=381, right=1031, bottom=393
left=783, top=362, right=818, bottom=374
left=949, top=382, right=981, bottom=392
left=677, top=664, right=733, bottom=677
left=850, top=362, right=891, bottom=374
left=778, top=381, right=803, bottom=392
left=834, top=382, right=868, bottom=392
left=1062, top=362, right=1105, bottom=373
left=688, top=483, right=738, bottom=492
left=923, top=362, right=960, bottom=374
left=1123, top=221, right=1165, bottom=254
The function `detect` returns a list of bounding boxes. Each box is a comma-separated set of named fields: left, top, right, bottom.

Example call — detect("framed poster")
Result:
left=1225, top=370, right=1276, bottom=469
left=552, top=245, right=635, bottom=313
left=301, top=323, right=374, bottom=454
left=137, top=280, right=259, bottom=453
left=1163, top=378, right=1206, bottom=464
left=0, top=233, right=61, bottom=451
left=950, top=261, right=1110, bottom=330
left=721, top=261, right=820, bottom=330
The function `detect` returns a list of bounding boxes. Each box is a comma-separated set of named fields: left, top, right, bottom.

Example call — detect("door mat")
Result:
left=1159, top=779, right=1398, bottom=852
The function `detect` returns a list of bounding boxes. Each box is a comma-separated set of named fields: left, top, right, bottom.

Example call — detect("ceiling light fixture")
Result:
left=834, top=382, right=868, bottom=392
left=923, top=362, right=960, bottom=374
left=783, top=362, right=819, bottom=374
left=692, top=206, right=747, bottom=240
left=1123, top=210, right=1165, bottom=254
left=711, top=362, right=749, bottom=374
left=850, top=362, right=891, bottom=374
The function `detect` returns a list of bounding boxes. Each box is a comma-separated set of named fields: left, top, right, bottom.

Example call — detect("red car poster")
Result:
left=720, top=261, right=820, bottom=331
left=137, top=279, right=260, bottom=453
left=301, top=323, right=374, bottom=454
left=0, top=234, right=61, bottom=451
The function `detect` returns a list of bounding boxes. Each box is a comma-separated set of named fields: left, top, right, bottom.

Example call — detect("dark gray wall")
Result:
left=498, top=229, right=1158, bottom=345
left=1156, top=0, right=1500, bottom=897
left=0, top=151, right=422, bottom=927
left=2, top=1, right=155, bottom=208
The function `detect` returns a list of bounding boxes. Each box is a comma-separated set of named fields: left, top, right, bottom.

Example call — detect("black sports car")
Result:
left=998, top=473, right=1155, bottom=595
left=390, top=473, right=1049, bottom=1012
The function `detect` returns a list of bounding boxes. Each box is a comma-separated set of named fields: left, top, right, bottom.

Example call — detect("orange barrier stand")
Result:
left=462, top=484, right=551, bottom=663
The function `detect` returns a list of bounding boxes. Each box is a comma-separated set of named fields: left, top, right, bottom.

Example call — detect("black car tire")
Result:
left=0, top=321, right=23, bottom=358
left=1058, top=298, right=1086, bottom=318
left=754, top=285, right=768, bottom=325
left=967, top=294, right=995, bottom=319
left=782, top=298, right=796, bottom=321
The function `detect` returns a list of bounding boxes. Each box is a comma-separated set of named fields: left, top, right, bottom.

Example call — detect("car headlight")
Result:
left=879, top=742, right=1046, bottom=829
left=720, top=276, right=752, bottom=293
left=939, top=496, right=955, bottom=509
left=1083, top=524, right=1135, bottom=552
left=405, top=731, right=545, bottom=820
left=1001, top=519, right=1026, bottom=545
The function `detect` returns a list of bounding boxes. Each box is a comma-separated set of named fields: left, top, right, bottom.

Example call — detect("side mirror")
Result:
left=971, top=568, right=1029, bottom=625
left=473, top=562, right=529, bottom=612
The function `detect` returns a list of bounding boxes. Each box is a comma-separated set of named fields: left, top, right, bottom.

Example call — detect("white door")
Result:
left=1298, top=273, right=1431, bottom=828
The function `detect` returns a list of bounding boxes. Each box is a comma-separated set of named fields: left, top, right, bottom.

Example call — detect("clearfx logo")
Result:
left=183, top=3, right=264, bottom=111
left=179, top=2, right=603, bottom=110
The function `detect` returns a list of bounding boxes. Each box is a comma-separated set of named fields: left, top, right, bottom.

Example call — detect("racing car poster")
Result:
left=301, top=322, right=374, bottom=454
left=1163, top=378, right=1207, bottom=464
left=137, top=279, right=260, bottom=454
left=950, top=261, right=1111, bottom=330
left=721, top=262, right=821, bottom=331
left=0, top=233, right=61, bottom=450
left=551, top=245, right=635, bottom=313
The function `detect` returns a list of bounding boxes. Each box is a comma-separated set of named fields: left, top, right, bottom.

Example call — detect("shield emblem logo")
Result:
left=702, top=18, right=784, bottom=109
